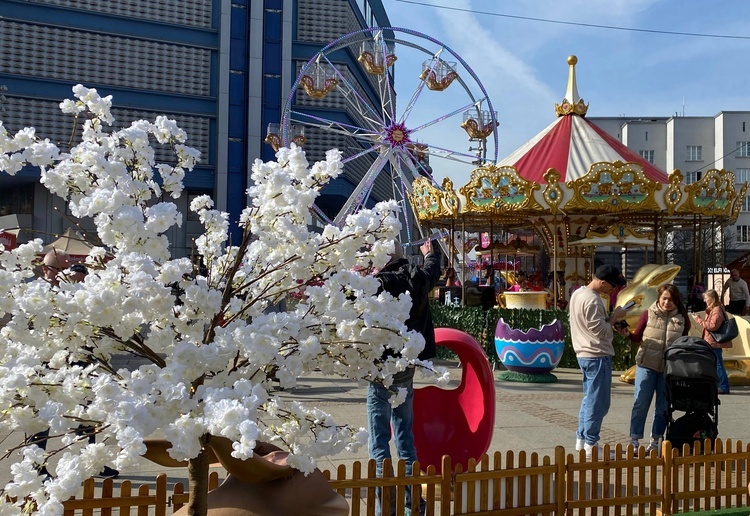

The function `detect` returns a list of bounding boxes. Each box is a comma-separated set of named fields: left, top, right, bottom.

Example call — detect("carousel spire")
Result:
left=554, top=55, right=589, bottom=117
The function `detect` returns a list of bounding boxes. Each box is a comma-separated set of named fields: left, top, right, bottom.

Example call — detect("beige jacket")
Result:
left=635, top=303, right=685, bottom=372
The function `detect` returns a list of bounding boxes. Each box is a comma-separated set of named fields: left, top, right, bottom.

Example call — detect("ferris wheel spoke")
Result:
left=409, top=99, right=478, bottom=133
left=290, top=110, right=379, bottom=141
left=374, top=33, right=397, bottom=125
left=399, top=48, right=447, bottom=125
left=319, top=53, right=385, bottom=131
left=423, top=143, right=485, bottom=163
left=332, top=148, right=395, bottom=226
left=340, top=143, right=383, bottom=165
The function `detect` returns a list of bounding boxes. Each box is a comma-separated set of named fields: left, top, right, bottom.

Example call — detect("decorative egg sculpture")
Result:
left=495, top=318, right=565, bottom=374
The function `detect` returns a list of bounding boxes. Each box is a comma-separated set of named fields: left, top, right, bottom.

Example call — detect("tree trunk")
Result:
left=187, top=442, right=211, bottom=516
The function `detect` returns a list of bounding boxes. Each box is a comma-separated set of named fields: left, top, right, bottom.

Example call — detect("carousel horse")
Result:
left=143, top=436, right=348, bottom=516
left=413, top=328, right=495, bottom=473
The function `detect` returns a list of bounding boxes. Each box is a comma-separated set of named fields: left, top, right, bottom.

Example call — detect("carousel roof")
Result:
left=409, top=55, right=747, bottom=236
left=497, top=55, right=669, bottom=184
left=497, top=115, right=670, bottom=184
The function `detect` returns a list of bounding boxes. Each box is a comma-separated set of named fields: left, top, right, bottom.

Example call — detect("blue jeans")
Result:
left=629, top=365, right=668, bottom=440
left=712, top=348, right=730, bottom=392
left=577, top=356, right=612, bottom=445
left=367, top=367, right=424, bottom=516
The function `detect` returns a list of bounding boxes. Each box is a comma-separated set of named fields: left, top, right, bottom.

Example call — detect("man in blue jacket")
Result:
left=369, top=238, right=441, bottom=516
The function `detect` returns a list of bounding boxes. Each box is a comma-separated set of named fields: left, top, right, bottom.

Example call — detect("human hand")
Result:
left=611, top=306, right=628, bottom=321
left=420, top=239, right=432, bottom=256
left=743, top=307, right=748, bottom=317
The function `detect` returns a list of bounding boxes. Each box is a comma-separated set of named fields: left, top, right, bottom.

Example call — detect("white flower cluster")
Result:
left=0, top=86, right=445, bottom=514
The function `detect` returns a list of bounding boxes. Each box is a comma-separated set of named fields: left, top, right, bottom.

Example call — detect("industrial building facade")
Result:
left=0, top=0, right=392, bottom=255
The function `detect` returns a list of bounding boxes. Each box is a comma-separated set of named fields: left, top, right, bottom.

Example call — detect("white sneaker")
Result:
left=575, top=438, right=585, bottom=451
left=628, top=438, right=640, bottom=451
left=584, top=442, right=615, bottom=460
left=645, top=439, right=660, bottom=455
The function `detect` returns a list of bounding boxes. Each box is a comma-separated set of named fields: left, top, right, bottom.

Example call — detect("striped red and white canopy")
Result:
left=497, top=115, right=670, bottom=184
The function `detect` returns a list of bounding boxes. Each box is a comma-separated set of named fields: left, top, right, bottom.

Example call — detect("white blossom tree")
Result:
left=0, top=86, right=447, bottom=514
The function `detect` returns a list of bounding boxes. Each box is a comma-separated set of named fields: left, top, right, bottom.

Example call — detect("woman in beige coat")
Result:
left=626, top=284, right=689, bottom=453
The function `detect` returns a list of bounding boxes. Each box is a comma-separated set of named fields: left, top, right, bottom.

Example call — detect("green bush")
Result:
left=430, top=301, right=635, bottom=371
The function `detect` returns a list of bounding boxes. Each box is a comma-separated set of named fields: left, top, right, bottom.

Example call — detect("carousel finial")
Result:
left=555, top=55, right=589, bottom=117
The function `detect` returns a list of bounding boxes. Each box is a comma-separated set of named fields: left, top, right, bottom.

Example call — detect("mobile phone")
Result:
left=622, top=300, right=636, bottom=310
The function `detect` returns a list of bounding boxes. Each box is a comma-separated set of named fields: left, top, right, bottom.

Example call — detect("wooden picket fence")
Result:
left=52, top=438, right=750, bottom=515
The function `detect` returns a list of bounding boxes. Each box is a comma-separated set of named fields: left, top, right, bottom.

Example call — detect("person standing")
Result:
left=32, top=251, right=119, bottom=479
left=569, top=264, right=628, bottom=459
left=369, top=239, right=441, bottom=516
left=625, top=284, right=689, bottom=454
left=721, top=269, right=749, bottom=316
left=693, top=289, right=732, bottom=394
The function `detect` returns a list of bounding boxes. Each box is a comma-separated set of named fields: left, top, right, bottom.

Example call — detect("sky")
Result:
left=378, top=0, right=749, bottom=187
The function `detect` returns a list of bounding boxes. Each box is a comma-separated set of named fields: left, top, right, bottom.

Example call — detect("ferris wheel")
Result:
left=277, top=27, right=498, bottom=244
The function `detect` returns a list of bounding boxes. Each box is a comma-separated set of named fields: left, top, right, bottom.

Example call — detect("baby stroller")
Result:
left=664, top=336, right=719, bottom=452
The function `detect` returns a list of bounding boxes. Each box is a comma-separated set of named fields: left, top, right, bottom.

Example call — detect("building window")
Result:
left=686, top=145, right=702, bottom=161
left=738, top=225, right=750, bottom=244
left=743, top=196, right=750, bottom=212
left=684, top=171, right=701, bottom=184
left=639, top=150, right=654, bottom=163
left=736, top=168, right=750, bottom=183
left=737, top=142, right=750, bottom=158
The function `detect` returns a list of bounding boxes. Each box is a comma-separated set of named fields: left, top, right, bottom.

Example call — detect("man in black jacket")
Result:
left=368, top=238, right=441, bottom=516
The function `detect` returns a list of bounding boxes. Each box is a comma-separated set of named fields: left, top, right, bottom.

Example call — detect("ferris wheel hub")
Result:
left=382, top=121, right=412, bottom=148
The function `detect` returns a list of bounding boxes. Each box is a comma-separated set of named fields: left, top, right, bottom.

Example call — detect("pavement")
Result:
left=1, top=359, right=749, bottom=494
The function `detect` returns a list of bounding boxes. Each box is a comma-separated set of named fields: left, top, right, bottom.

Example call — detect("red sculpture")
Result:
left=413, top=328, right=495, bottom=473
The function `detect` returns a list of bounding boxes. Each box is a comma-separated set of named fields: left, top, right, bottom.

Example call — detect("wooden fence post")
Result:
left=555, top=446, right=566, bottom=515
left=441, top=455, right=452, bottom=516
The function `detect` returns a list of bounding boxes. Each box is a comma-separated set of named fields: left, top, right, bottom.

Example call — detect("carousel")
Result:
left=410, top=55, right=747, bottom=309
left=410, top=55, right=750, bottom=384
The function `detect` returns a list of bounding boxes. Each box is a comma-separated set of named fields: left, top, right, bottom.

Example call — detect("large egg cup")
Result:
left=495, top=318, right=565, bottom=383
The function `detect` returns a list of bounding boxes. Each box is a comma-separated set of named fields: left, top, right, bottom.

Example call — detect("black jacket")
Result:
left=376, top=249, right=441, bottom=360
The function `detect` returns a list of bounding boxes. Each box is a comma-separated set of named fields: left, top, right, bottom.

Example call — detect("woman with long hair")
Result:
left=693, top=289, right=732, bottom=394
left=625, top=284, right=690, bottom=453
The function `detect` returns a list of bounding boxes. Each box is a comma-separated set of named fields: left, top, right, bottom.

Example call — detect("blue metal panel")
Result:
left=0, top=77, right=217, bottom=116
left=184, top=167, right=216, bottom=190
left=0, top=0, right=218, bottom=49
left=264, top=10, right=282, bottom=40
left=263, top=43, right=282, bottom=75
left=230, top=36, right=249, bottom=71
left=231, top=6, right=247, bottom=37
left=229, top=74, right=246, bottom=106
